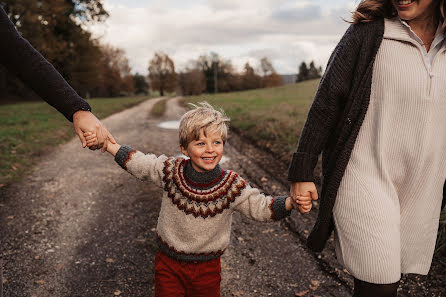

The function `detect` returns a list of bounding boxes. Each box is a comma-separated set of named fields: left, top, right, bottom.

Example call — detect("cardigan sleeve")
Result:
left=0, top=6, right=91, bottom=122
left=288, top=24, right=363, bottom=182
left=114, top=145, right=168, bottom=188
left=232, top=183, right=291, bottom=221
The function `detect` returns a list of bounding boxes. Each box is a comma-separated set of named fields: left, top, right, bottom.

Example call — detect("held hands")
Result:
left=285, top=192, right=312, bottom=214
left=84, top=132, right=121, bottom=156
left=289, top=182, right=319, bottom=214
left=73, top=110, right=116, bottom=152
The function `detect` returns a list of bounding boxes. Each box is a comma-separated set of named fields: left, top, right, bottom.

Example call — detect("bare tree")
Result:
left=178, top=60, right=206, bottom=96
left=148, top=52, right=177, bottom=96
left=260, top=57, right=282, bottom=88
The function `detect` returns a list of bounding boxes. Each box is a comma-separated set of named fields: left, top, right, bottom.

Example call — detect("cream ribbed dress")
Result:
left=333, top=18, right=446, bottom=284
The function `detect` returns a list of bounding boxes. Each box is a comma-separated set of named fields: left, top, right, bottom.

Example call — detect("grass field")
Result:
left=186, top=79, right=446, bottom=255
left=0, top=96, right=151, bottom=185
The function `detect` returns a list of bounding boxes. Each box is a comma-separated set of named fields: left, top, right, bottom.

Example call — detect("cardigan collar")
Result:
left=183, top=159, right=223, bottom=185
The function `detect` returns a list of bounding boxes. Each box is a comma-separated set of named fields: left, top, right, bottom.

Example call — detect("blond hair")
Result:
left=179, top=102, right=230, bottom=148
left=351, top=0, right=445, bottom=28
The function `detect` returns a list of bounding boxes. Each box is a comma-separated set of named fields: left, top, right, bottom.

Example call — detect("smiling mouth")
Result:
left=202, top=157, right=216, bottom=161
left=397, top=0, right=414, bottom=5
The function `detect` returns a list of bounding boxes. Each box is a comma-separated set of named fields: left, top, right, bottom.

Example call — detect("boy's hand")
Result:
left=295, top=192, right=312, bottom=214
left=84, top=131, right=99, bottom=148
left=84, top=132, right=121, bottom=156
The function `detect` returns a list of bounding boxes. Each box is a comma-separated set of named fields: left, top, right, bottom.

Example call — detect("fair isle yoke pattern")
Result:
left=162, top=157, right=247, bottom=218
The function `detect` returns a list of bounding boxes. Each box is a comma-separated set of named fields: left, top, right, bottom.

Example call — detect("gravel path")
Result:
left=0, top=97, right=443, bottom=296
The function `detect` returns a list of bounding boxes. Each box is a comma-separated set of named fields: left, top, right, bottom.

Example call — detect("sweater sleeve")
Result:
left=114, top=145, right=168, bottom=188
left=288, top=24, right=363, bottom=182
left=0, top=6, right=91, bottom=121
left=232, top=183, right=290, bottom=221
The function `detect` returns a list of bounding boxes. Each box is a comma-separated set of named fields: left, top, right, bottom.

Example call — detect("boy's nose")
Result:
left=205, top=143, right=214, bottom=152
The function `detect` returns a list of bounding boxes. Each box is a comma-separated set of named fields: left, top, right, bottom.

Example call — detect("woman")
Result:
left=288, top=0, right=446, bottom=296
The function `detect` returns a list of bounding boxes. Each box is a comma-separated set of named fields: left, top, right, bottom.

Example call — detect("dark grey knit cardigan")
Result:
left=0, top=6, right=91, bottom=121
left=288, top=18, right=446, bottom=252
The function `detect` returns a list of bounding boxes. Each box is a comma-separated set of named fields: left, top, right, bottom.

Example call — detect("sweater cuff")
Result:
left=271, top=196, right=291, bottom=220
left=114, top=145, right=136, bottom=169
left=287, top=152, right=318, bottom=182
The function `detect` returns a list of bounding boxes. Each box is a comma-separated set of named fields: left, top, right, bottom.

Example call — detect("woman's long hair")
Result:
left=352, top=0, right=446, bottom=28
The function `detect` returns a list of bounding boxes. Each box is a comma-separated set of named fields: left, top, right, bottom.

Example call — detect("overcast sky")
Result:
left=88, top=0, right=358, bottom=75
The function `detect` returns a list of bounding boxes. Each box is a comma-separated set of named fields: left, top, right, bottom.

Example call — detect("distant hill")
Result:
left=280, top=74, right=297, bottom=85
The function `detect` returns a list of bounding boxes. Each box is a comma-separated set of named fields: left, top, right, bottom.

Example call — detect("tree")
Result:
left=259, top=57, right=282, bottom=88
left=133, top=73, right=149, bottom=95
left=197, top=53, right=238, bottom=93
left=148, top=52, right=177, bottom=96
left=0, top=0, right=110, bottom=99
left=241, top=62, right=262, bottom=90
left=260, top=57, right=275, bottom=76
left=308, top=60, right=322, bottom=79
left=297, top=62, right=309, bottom=82
left=178, top=60, right=206, bottom=96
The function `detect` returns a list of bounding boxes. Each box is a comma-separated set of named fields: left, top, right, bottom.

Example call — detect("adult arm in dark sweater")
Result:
left=0, top=5, right=91, bottom=122
left=287, top=23, right=363, bottom=182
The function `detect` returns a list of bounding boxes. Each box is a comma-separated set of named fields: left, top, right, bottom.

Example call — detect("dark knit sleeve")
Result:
left=288, top=23, right=363, bottom=182
left=0, top=6, right=91, bottom=122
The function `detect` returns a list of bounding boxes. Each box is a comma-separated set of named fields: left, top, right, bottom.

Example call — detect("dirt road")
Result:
left=0, top=98, right=443, bottom=296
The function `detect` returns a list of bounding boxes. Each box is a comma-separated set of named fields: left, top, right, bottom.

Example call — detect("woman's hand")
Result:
left=73, top=110, right=116, bottom=152
left=290, top=181, right=318, bottom=204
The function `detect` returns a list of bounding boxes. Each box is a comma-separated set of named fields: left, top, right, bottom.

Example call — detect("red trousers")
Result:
left=155, top=251, right=221, bottom=297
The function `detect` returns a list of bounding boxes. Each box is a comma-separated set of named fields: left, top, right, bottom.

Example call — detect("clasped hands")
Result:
left=289, top=181, right=318, bottom=214
left=73, top=110, right=116, bottom=152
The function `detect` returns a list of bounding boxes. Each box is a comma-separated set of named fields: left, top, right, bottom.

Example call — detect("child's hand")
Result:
left=294, top=192, right=312, bottom=214
left=84, top=131, right=99, bottom=148
left=84, top=131, right=121, bottom=156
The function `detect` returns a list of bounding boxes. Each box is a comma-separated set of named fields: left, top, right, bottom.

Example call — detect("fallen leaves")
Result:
left=295, top=290, right=309, bottom=296
left=310, top=280, right=321, bottom=290
left=114, top=290, right=122, bottom=296
left=106, top=258, right=116, bottom=263
left=294, top=279, right=322, bottom=296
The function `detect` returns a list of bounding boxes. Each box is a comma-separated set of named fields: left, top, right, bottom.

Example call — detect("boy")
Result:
left=84, top=102, right=312, bottom=296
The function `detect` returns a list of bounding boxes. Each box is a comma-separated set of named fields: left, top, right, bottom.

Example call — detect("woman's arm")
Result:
left=288, top=24, right=362, bottom=184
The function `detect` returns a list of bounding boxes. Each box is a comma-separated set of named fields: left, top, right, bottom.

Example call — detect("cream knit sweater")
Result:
left=115, top=145, right=290, bottom=262
left=333, top=18, right=446, bottom=284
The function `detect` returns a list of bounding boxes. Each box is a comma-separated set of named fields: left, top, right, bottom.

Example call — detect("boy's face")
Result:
left=180, top=129, right=224, bottom=172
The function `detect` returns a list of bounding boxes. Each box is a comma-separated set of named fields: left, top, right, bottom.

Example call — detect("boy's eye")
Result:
left=197, top=142, right=205, bottom=146
left=214, top=141, right=222, bottom=144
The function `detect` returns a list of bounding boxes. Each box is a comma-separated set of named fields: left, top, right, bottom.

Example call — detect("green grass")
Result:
left=0, top=96, right=151, bottom=185
left=186, top=80, right=446, bottom=256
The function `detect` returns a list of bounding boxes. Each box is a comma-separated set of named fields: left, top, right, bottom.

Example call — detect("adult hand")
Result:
left=73, top=110, right=116, bottom=152
left=290, top=182, right=318, bottom=202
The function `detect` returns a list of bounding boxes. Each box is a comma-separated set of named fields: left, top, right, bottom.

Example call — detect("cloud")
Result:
left=271, top=5, right=322, bottom=22
left=89, top=0, right=353, bottom=75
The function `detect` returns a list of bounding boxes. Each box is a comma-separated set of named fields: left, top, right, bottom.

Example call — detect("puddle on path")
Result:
left=158, top=120, right=180, bottom=129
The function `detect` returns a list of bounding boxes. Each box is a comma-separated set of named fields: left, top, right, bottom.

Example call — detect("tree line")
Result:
left=0, top=0, right=139, bottom=101
left=0, top=0, right=323, bottom=101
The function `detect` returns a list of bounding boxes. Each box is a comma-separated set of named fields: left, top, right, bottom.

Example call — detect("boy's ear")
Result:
left=180, top=145, right=189, bottom=157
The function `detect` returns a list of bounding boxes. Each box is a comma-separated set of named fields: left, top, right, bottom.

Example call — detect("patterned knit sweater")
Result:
left=115, top=145, right=290, bottom=262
